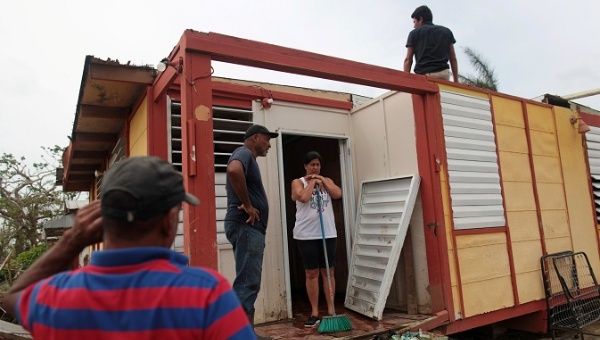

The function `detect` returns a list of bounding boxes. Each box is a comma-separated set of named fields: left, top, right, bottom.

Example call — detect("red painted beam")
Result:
left=147, top=87, right=169, bottom=160
left=153, top=44, right=183, bottom=102
left=413, top=92, right=454, bottom=318
left=443, top=300, right=546, bottom=335
left=180, top=52, right=217, bottom=269
left=212, top=81, right=353, bottom=111
left=184, top=31, right=438, bottom=95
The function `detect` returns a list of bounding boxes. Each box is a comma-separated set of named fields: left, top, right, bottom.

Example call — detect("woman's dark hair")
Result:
left=304, top=151, right=322, bottom=165
left=411, top=5, right=433, bottom=22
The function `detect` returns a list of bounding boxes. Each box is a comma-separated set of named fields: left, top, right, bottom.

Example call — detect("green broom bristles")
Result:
left=318, top=314, right=352, bottom=333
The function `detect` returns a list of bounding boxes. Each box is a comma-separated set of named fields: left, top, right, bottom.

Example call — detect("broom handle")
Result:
left=315, top=187, right=336, bottom=316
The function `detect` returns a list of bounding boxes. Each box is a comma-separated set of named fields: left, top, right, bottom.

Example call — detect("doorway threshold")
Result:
left=255, top=306, right=448, bottom=339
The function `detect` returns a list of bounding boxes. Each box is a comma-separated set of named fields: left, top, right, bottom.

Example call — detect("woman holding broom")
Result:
left=291, top=151, right=342, bottom=328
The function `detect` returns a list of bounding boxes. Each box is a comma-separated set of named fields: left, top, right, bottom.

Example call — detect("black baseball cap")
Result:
left=244, top=124, right=279, bottom=140
left=101, top=156, right=199, bottom=222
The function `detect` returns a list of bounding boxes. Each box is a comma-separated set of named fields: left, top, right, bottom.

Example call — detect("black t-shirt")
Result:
left=225, top=146, right=269, bottom=232
left=406, top=22, right=456, bottom=74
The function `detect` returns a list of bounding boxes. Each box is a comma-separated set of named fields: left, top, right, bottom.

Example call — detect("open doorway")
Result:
left=280, top=134, right=350, bottom=316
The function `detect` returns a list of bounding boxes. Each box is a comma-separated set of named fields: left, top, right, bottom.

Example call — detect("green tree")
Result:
left=459, top=47, right=499, bottom=91
left=0, top=146, right=74, bottom=256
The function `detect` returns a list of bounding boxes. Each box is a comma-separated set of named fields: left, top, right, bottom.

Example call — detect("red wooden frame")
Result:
left=522, top=102, right=548, bottom=256
left=413, top=93, right=455, bottom=318
left=443, top=300, right=546, bottom=334
left=147, top=31, right=562, bottom=329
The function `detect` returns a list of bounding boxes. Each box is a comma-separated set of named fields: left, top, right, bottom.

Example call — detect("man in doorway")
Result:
left=1, top=156, right=254, bottom=339
left=403, top=5, right=459, bottom=82
left=225, top=124, right=278, bottom=336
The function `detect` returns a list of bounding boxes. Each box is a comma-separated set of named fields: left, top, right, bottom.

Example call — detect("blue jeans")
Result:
left=224, top=221, right=265, bottom=322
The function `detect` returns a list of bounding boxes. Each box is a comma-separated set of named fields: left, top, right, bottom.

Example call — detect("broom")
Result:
left=314, top=186, right=352, bottom=333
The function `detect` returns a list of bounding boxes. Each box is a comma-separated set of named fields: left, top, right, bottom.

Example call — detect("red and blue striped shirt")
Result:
left=16, top=247, right=255, bottom=339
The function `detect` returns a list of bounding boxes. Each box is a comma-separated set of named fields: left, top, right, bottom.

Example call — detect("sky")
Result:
left=1, top=0, right=599, bottom=163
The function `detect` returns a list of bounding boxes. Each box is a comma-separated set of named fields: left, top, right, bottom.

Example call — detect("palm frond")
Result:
left=459, top=47, right=499, bottom=91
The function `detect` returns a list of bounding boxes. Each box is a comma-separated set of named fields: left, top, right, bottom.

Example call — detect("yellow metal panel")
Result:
left=511, top=240, right=543, bottom=273
left=546, top=237, right=573, bottom=253
left=537, top=184, right=567, bottom=210
left=491, top=96, right=524, bottom=128
left=554, top=106, right=600, bottom=274
left=503, top=182, right=536, bottom=211
left=516, top=271, right=545, bottom=303
left=452, top=286, right=462, bottom=319
left=457, top=243, right=510, bottom=284
left=530, top=131, right=558, bottom=156
left=532, top=155, right=563, bottom=183
left=496, top=126, right=528, bottom=153
left=129, top=130, right=148, bottom=156
left=462, top=277, right=514, bottom=317
left=541, top=210, right=570, bottom=238
left=438, top=84, right=489, bottom=99
left=129, top=97, right=148, bottom=156
left=526, top=104, right=555, bottom=132
left=448, top=249, right=458, bottom=285
left=456, top=232, right=506, bottom=249
left=445, top=213, right=453, bottom=250
left=507, top=211, right=541, bottom=242
left=498, top=152, right=532, bottom=182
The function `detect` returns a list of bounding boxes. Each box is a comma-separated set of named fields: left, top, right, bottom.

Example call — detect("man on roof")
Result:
left=404, top=5, right=459, bottom=82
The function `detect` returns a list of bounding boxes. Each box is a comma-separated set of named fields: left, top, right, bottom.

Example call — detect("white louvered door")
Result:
left=344, top=175, right=420, bottom=320
left=440, top=91, right=505, bottom=230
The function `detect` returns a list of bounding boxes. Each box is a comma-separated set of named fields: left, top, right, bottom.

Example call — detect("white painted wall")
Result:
left=350, top=91, right=430, bottom=313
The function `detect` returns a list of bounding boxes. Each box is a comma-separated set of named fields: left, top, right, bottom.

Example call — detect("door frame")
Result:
left=276, top=129, right=355, bottom=318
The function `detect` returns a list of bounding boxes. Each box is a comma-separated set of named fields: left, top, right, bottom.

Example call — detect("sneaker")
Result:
left=304, top=315, right=320, bottom=328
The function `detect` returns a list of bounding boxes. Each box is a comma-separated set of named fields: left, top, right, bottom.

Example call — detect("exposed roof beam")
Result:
left=79, top=104, right=129, bottom=119
left=68, top=174, right=94, bottom=181
left=75, top=132, right=118, bottom=143
left=184, top=31, right=438, bottom=94
left=89, top=62, right=155, bottom=84
left=72, top=150, right=107, bottom=159
left=562, top=88, right=600, bottom=101
left=69, top=164, right=101, bottom=171
left=64, top=181, right=92, bottom=192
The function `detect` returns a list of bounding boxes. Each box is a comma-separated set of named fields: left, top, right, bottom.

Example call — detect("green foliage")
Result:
left=0, top=146, right=74, bottom=259
left=14, top=244, right=48, bottom=270
left=459, top=47, right=499, bottom=91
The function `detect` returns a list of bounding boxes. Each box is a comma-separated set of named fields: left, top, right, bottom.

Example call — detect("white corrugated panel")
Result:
left=167, top=100, right=253, bottom=252
left=585, top=126, right=600, bottom=222
left=441, top=91, right=505, bottom=230
left=344, top=175, right=420, bottom=320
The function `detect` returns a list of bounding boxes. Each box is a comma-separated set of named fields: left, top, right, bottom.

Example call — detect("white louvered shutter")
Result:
left=167, top=99, right=253, bottom=252
left=585, top=126, right=600, bottom=222
left=440, top=91, right=505, bottom=229
left=344, top=175, right=420, bottom=320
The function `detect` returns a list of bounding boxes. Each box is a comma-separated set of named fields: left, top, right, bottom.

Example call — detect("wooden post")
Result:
left=403, top=227, right=418, bottom=315
left=180, top=52, right=217, bottom=269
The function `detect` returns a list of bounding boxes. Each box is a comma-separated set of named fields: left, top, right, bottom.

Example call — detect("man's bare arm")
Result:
left=449, top=44, right=459, bottom=82
left=226, top=160, right=259, bottom=224
left=404, top=47, right=415, bottom=73
left=1, top=201, right=103, bottom=315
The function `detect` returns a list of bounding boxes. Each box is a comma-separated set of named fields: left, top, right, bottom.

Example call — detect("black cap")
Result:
left=244, top=124, right=279, bottom=140
left=101, top=156, right=199, bottom=222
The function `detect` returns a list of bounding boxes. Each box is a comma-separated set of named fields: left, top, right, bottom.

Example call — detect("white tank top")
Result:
left=293, top=177, right=337, bottom=240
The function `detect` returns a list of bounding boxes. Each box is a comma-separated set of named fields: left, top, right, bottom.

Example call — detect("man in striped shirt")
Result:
left=1, top=156, right=255, bottom=339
